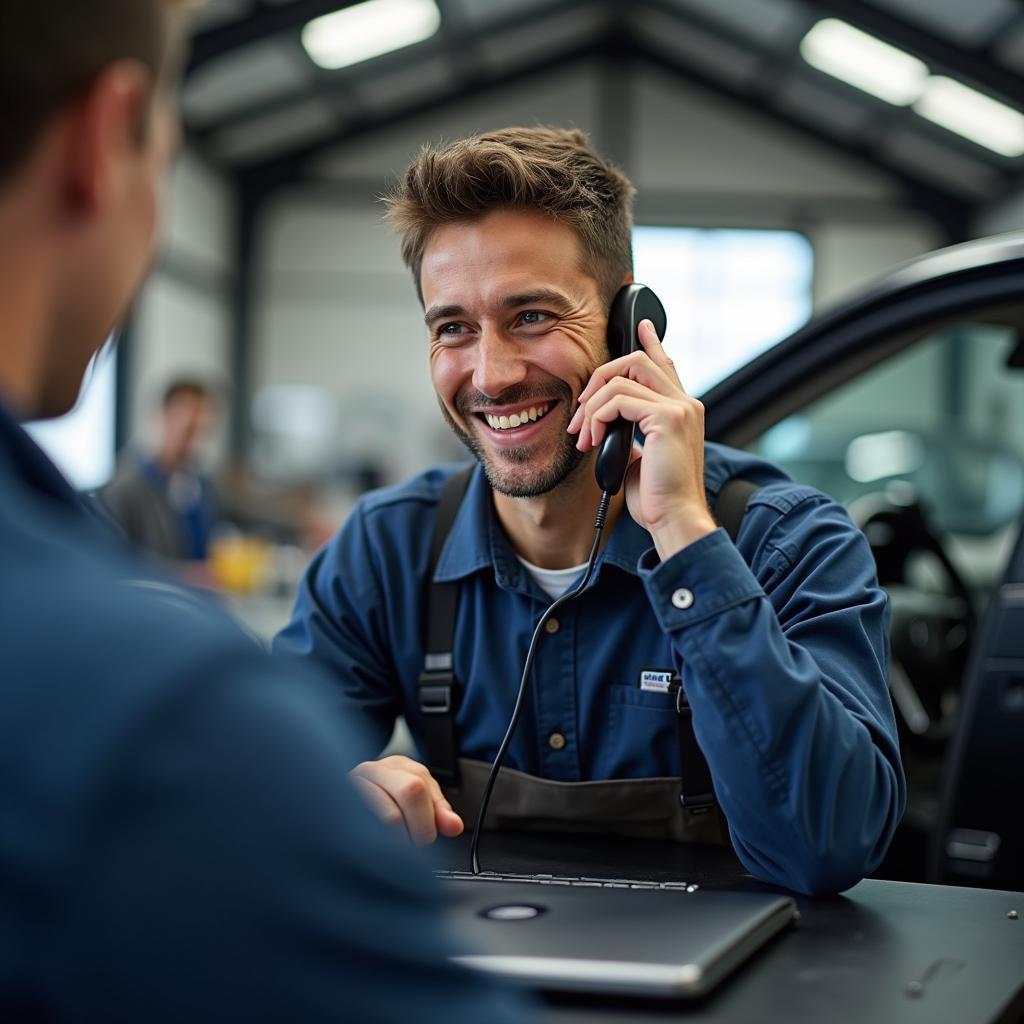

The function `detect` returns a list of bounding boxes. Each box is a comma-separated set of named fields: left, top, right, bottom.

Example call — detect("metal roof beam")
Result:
left=632, top=39, right=975, bottom=242
left=189, top=0, right=598, bottom=138
left=189, top=0, right=366, bottom=73
left=235, top=41, right=603, bottom=195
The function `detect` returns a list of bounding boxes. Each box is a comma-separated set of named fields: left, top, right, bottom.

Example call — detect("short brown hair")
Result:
left=162, top=377, right=214, bottom=409
left=384, top=126, right=637, bottom=309
left=0, top=0, right=192, bottom=185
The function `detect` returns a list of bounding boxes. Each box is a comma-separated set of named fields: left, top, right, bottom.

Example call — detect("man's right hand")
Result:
left=350, top=755, right=465, bottom=844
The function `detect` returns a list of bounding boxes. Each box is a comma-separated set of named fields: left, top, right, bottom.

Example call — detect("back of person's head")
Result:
left=0, top=0, right=194, bottom=421
left=385, top=126, right=636, bottom=310
left=0, top=0, right=190, bottom=188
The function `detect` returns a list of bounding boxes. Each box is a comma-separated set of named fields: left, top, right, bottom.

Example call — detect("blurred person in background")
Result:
left=0, top=0, right=532, bottom=1020
left=103, top=376, right=220, bottom=562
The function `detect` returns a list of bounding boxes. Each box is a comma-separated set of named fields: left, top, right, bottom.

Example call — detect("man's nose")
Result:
left=471, top=327, right=528, bottom=398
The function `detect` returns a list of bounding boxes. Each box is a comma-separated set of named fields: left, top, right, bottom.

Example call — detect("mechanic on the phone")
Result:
left=275, top=126, right=905, bottom=896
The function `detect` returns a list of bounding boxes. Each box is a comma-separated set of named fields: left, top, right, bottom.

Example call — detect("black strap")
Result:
left=418, top=469, right=759, bottom=809
left=714, top=478, right=759, bottom=541
left=417, top=466, right=474, bottom=787
left=673, top=678, right=716, bottom=814
left=675, top=476, right=759, bottom=815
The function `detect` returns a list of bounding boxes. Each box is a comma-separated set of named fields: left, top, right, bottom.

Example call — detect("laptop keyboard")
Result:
left=436, top=869, right=699, bottom=892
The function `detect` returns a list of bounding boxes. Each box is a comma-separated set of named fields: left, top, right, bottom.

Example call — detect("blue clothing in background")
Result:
left=276, top=446, right=907, bottom=896
left=140, top=456, right=216, bottom=559
left=0, top=403, right=531, bottom=1023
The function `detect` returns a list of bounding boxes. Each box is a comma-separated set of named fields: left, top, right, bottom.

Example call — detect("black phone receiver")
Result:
left=593, top=283, right=667, bottom=495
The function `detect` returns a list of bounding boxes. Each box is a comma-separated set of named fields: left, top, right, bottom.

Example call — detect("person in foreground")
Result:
left=276, top=127, right=907, bottom=897
left=0, top=2, right=532, bottom=1020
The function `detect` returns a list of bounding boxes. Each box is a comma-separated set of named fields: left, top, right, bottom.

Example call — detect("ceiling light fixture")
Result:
left=915, top=76, right=1024, bottom=158
left=302, top=0, right=441, bottom=71
left=799, top=19, right=928, bottom=106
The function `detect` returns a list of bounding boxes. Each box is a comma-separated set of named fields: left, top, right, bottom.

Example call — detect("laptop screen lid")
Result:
left=441, top=876, right=796, bottom=999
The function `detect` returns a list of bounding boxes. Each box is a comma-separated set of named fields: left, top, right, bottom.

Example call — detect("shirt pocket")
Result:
left=604, top=684, right=680, bottom=778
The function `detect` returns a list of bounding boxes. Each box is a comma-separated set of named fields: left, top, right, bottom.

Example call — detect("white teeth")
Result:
left=484, top=403, right=550, bottom=431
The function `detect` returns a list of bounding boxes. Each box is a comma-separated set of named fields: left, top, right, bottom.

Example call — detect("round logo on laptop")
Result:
left=480, top=903, right=547, bottom=922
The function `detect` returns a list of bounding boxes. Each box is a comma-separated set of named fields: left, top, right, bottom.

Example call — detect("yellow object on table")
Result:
left=209, top=535, right=271, bottom=594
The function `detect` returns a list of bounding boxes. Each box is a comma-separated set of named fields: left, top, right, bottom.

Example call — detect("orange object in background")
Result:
left=209, top=535, right=272, bottom=594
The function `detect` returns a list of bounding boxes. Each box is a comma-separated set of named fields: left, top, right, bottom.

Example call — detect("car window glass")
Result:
left=749, top=324, right=1024, bottom=598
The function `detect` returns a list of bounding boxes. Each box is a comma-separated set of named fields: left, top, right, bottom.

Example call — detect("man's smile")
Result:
left=469, top=398, right=565, bottom=448
left=478, top=402, right=553, bottom=431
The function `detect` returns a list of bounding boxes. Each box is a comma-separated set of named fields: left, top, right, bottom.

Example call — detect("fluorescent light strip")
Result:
left=800, top=18, right=927, bottom=106
left=915, top=76, right=1024, bottom=158
left=302, top=0, right=441, bottom=71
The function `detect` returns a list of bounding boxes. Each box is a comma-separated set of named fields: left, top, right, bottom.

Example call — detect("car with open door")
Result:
left=703, top=231, right=1024, bottom=891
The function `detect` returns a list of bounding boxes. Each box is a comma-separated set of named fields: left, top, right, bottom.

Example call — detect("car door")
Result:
left=702, top=233, right=1024, bottom=887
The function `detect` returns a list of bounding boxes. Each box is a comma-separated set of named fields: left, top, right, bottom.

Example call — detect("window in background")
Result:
left=24, top=341, right=117, bottom=492
left=632, top=227, right=814, bottom=395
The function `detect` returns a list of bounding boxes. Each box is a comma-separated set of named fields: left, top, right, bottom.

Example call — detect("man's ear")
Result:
left=62, top=60, right=152, bottom=214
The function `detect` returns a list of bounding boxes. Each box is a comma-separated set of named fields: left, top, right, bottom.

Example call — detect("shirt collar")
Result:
left=0, top=400, right=83, bottom=509
left=433, top=464, right=653, bottom=588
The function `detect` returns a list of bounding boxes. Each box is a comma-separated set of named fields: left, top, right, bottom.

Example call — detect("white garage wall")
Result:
left=125, top=150, right=235, bottom=456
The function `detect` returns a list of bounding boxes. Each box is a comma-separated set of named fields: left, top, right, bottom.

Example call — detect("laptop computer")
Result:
left=437, top=869, right=797, bottom=999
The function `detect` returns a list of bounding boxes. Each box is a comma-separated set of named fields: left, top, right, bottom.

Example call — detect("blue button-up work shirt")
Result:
left=276, top=442, right=906, bottom=895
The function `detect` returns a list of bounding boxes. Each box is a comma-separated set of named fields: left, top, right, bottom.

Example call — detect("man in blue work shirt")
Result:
left=0, top=3, right=531, bottom=1020
left=276, top=127, right=906, bottom=896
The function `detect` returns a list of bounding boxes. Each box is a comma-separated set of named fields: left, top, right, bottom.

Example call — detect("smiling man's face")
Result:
left=421, top=208, right=610, bottom=498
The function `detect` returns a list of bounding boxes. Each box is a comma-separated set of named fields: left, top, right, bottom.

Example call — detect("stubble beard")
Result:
left=440, top=382, right=587, bottom=498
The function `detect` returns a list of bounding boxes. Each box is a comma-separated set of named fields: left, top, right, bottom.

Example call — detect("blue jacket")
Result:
left=0, top=404, right=530, bottom=1023
left=277, top=446, right=906, bottom=896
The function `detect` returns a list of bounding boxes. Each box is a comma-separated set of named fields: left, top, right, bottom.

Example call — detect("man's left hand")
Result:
left=568, top=319, right=717, bottom=560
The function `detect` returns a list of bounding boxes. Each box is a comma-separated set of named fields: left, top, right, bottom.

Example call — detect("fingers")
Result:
left=568, top=321, right=682, bottom=435
left=577, top=387, right=665, bottom=451
left=572, top=375, right=655, bottom=450
left=350, top=755, right=463, bottom=845
left=635, top=319, right=679, bottom=377
left=351, top=774, right=407, bottom=831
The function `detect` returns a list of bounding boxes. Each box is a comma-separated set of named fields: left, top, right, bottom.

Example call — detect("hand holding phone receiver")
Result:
left=593, top=283, right=668, bottom=496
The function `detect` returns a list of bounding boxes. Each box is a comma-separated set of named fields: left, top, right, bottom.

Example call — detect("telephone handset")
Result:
left=593, top=283, right=668, bottom=496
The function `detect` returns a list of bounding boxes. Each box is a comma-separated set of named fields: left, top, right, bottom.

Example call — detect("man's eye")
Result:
left=519, top=311, right=551, bottom=326
left=438, top=323, right=465, bottom=337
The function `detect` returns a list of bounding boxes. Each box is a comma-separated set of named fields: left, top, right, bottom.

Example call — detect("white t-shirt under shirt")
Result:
left=516, top=556, right=589, bottom=601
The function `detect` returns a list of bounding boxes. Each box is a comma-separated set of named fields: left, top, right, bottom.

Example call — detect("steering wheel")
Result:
left=851, top=487, right=976, bottom=748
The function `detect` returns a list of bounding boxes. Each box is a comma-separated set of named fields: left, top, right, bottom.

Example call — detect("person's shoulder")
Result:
left=1, top=511, right=367, bottom=830
left=704, top=440, right=827, bottom=515
left=102, top=450, right=145, bottom=489
left=355, top=462, right=476, bottom=522
left=1, top=502, right=257, bottom=718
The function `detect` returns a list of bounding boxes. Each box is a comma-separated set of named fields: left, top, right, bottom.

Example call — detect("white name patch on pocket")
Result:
left=639, top=669, right=675, bottom=694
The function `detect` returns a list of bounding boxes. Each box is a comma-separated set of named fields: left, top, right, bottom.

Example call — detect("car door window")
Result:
left=750, top=323, right=1024, bottom=601
left=747, top=321, right=1024, bottom=767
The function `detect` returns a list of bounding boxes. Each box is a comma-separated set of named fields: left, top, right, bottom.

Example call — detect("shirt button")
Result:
left=544, top=618, right=560, bottom=634
left=671, top=588, right=695, bottom=610
left=548, top=732, right=566, bottom=751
